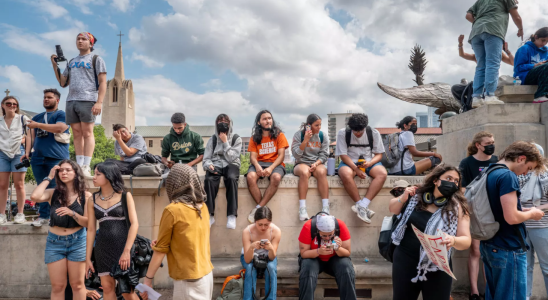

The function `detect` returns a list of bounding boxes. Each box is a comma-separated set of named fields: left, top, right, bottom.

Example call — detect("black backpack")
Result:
left=60, top=55, right=100, bottom=90
left=211, top=134, right=240, bottom=149
left=345, top=126, right=374, bottom=151
left=451, top=81, right=474, bottom=113
left=298, top=212, right=340, bottom=272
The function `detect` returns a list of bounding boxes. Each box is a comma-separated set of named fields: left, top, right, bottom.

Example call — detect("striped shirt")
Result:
left=518, top=172, right=548, bottom=228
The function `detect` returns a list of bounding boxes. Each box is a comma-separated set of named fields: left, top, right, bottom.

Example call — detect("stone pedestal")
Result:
left=496, top=85, right=537, bottom=103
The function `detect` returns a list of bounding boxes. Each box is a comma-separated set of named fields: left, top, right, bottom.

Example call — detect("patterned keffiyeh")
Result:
left=518, top=171, right=548, bottom=206
left=166, top=164, right=207, bottom=218
left=391, top=194, right=459, bottom=282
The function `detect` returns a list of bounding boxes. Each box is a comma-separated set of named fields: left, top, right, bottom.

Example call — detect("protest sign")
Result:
left=411, top=224, right=457, bottom=280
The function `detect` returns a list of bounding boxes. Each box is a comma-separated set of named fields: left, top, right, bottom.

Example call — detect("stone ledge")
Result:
left=496, top=85, right=537, bottom=103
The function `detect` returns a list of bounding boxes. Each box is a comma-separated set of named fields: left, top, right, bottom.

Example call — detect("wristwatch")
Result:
left=43, top=177, right=53, bottom=182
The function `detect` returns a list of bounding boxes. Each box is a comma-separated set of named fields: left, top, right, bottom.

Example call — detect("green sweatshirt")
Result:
left=161, top=126, right=205, bottom=163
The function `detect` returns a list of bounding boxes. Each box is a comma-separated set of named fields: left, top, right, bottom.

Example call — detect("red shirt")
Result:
left=298, top=218, right=351, bottom=261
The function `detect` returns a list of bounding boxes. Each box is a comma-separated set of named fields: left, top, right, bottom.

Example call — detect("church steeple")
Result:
left=114, top=31, right=125, bottom=81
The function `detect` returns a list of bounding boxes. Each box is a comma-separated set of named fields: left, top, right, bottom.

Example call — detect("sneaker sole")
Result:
left=13, top=220, right=26, bottom=224
left=351, top=205, right=372, bottom=224
left=299, top=216, right=309, bottom=221
left=31, top=223, right=43, bottom=227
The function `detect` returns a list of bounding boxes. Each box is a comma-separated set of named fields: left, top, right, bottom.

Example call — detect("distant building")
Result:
left=428, top=107, right=440, bottom=127
left=416, top=112, right=428, bottom=128
left=327, top=112, right=353, bottom=142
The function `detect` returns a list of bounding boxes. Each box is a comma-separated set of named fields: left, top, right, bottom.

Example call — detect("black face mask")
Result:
left=390, top=188, right=406, bottom=197
left=409, top=124, right=418, bottom=134
left=437, top=180, right=459, bottom=198
left=217, top=122, right=229, bottom=133
left=482, top=144, right=495, bottom=155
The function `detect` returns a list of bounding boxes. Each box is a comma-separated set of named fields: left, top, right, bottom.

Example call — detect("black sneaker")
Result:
left=470, top=294, right=481, bottom=300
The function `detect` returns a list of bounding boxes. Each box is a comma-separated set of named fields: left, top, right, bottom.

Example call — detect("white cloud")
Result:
left=66, top=0, right=136, bottom=14
left=29, top=0, right=68, bottom=19
left=107, top=21, right=118, bottom=30
left=129, top=53, right=164, bottom=68
left=201, top=79, right=222, bottom=91
left=0, top=65, right=48, bottom=111
left=112, top=0, right=136, bottom=12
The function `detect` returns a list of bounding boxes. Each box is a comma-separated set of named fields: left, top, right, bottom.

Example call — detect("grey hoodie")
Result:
left=203, top=119, right=242, bottom=169
left=291, top=130, right=329, bottom=165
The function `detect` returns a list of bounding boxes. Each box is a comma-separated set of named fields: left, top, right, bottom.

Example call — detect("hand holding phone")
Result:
left=260, top=239, right=268, bottom=245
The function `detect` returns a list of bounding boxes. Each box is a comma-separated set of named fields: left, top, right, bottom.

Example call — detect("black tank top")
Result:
left=49, top=190, right=85, bottom=228
left=398, top=207, right=433, bottom=259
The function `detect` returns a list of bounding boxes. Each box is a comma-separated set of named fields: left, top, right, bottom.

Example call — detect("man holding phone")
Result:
left=203, top=114, right=242, bottom=229
left=161, top=112, right=205, bottom=171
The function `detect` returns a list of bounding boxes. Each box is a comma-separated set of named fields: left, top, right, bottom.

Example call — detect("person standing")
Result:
left=481, top=142, right=545, bottom=300
left=142, top=164, right=214, bottom=300
left=0, top=96, right=31, bottom=224
left=466, top=0, right=523, bottom=107
left=105, top=124, right=147, bottom=175
left=51, top=32, right=107, bottom=176
left=291, top=114, right=330, bottom=221
left=513, top=27, right=548, bottom=103
left=459, top=131, right=498, bottom=300
left=246, top=110, right=289, bottom=223
left=161, top=113, right=205, bottom=171
left=27, top=89, right=70, bottom=227
left=458, top=34, right=514, bottom=66
left=203, top=114, right=242, bottom=229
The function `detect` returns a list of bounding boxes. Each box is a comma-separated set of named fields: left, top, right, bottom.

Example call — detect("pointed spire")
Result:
left=114, top=31, right=125, bottom=81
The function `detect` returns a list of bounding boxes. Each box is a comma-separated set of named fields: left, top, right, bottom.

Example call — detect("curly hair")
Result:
left=252, top=110, right=281, bottom=145
left=347, top=113, right=369, bottom=131
left=467, top=131, right=494, bottom=156
left=416, top=163, right=469, bottom=218
left=54, top=160, right=87, bottom=207
left=499, top=141, right=547, bottom=172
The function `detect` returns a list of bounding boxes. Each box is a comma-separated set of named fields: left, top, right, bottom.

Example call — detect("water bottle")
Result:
left=514, top=76, right=521, bottom=86
left=327, top=152, right=335, bottom=176
left=358, top=155, right=366, bottom=172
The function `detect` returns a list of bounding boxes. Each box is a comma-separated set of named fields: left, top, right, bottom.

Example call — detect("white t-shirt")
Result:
left=389, top=131, right=415, bottom=173
left=0, top=114, right=29, bottom=158
left=334, top=128, right=384, bottom=162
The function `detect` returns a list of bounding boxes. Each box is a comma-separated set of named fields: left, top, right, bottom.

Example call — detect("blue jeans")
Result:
left=526, top=227, right=548, bottom=297
left=240, top=254, right=277, bottom=300
left=388, top=165, right=416, bottom=176
left=481, top=242, right=527, bottom=300
left=30, top=157, right=63, bottom=219
left=471, top=32, right=503, bottom=97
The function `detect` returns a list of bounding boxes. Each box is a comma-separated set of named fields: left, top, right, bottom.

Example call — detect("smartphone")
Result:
left=325, top=243, right=333, bottom=249
left=260, top=239, right=268, bottom=245
left=306, top=125, right=311, bottom=132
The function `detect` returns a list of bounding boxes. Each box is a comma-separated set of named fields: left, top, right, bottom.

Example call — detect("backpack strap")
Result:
left=345, top=128, right=372, bottom=148
left=232, top=134, right=239, bottom=145
left=345, top=129, right=352, bottom=148
left=60, top=58, right=74, bottom=88
left=319, top=131, right=323, bottom=144
left=92, top=55, right=99, bottom=91
left=212, top=135, right=218, bottom=150
left=301, top=131, right=323, bottom=144
left=366, top=126, right=373, bottom=151
left=120, top=191, right=131, bottom=229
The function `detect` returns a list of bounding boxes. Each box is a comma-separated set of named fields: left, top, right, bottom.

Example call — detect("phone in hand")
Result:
left=306, top=125, right=311, bottom=132
left=260, top=239, right=268, bottom=245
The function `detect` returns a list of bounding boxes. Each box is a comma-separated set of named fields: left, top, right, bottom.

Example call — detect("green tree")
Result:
left=240, top=153, right=250, bottom=175
left=69, top=125, right=118, bottom=171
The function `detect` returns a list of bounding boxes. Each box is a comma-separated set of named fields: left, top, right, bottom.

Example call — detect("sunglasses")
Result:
left=390, top=187, right=407, bottom=197
left=4, top=102, right=18, bottom=107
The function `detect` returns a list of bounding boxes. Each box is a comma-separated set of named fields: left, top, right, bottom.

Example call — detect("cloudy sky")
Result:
left=1, top=0, right=546, bottom=136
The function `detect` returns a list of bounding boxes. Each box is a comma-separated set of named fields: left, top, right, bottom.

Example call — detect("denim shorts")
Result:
left=389, top=165, right=417, bottom=176
left=0, top=145, right=27, bottom=172
left=44, top=228, right=87, bottom=264
left=338, top=161, right=382, bottom=176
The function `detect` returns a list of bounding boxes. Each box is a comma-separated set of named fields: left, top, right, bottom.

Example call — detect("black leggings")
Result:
left=392, top=247, right=453, bottom=300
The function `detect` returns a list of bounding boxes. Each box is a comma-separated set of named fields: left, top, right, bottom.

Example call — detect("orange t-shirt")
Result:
left=248, top=133, right=289, bottom=166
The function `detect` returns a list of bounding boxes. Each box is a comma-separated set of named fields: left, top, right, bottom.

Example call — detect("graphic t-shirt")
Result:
left=248, top=132, right=289, bottom=166
left=334, top=128, right=384, bottom=162
left=114, top=133, right=148, bottom=163
left=389, top=131, right=416, bottom=173
left=31, top=111, right=70, bottom=160
left=63, top=53, right=107, bottom=102
left=298, top=219, right=351, bottom=262
left=459, top=155, right=499, bottom=187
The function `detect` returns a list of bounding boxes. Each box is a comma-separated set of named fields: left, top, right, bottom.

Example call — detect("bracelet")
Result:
left=72, top=211, right=76, bottom=218
left=145, top=275, right=154, bottom=280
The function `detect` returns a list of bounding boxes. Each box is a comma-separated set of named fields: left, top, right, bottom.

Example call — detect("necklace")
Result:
left=99, top=191, right=115, bottom=201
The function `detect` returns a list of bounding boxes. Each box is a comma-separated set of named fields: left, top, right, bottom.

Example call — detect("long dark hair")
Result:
left=254, top=206, right=273, bottom=222
left=94, top=162, right=126, bottom=194
left=252, top=110, right=281, bottom=145
left=530, top=27, right=548, bottom=43
left=54, top=159, right=87, bottom=207
left=396, top=116, right=415, bottom=130
left=416, top=164, right=469, bottom=218
left=300, top=113, right=321, bottom=133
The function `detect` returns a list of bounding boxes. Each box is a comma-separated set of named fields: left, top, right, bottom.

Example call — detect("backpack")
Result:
left=215, top=270, right=245, bottom=300
left=451, top=81, right=474, bottom=113
left=300, top=131, right=324, bottom=144
left=298, top=212, right=340, bottom=271
left=60, top=55, right=100, bottom=90
left=345, top=127, right=373, bottom=151
left=211, top=134, right=240, bottom=149
left=141, top=152, right=163, bottom=164
left=132, top=163, right=165, bottom=177
left=378, top=200, right=409, bottom=262
left=380, top=132, right=408, bottom=170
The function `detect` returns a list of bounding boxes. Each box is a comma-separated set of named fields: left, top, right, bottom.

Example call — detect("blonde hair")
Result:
left=1, top=96, right=20, bottom=116
left=467, top=131, right=494, bottom=156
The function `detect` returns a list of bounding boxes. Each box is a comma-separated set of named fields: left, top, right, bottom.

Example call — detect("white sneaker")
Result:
left=299, top=207, right=309, bottom=221
left=31, top=217, right=49, bottom=227
left=533, top=96, right=548, bottom=103
left=227, top=215, right=237, bottom=229
left=471, top=97, right=485, bottom=108
left=81, top=165, right=92, bottom=177
left=13, top=213, right=26, bottom=224
left=484, top=95, right=504, bottom=105
left=322, top=205, right=330, bottom=214
left=248, top=207, right=258, bottom=224
left=0, top=214, right=6, bottom=224
left=209, top=216, right=215, bottom=227
left=351, top=204, right=374, bottom=224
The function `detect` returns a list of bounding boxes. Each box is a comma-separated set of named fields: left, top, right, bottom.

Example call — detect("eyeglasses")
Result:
left=4, top=102, right=18, bottom=107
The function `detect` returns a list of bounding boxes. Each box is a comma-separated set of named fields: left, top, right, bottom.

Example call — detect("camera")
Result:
left=253, top=252, right=269, bottom=279
left=36, top=128, right=48, bottom=138
left=15, top=158, right=30, bottom=170
left=53, top=45, right=67, bottom=63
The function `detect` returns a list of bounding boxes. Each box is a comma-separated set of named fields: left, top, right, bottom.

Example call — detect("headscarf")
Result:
left=165, top=164, right=207, bottom=218
left=78, top=32, right=97, bottom=46
left=316, top=213, right=336, bottom=232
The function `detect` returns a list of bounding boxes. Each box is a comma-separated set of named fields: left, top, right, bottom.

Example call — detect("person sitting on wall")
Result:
left=104, top=124, right=147, bottom=175
left=335, top=113, right=387, bottom=224
left=513, top=27, right=548, bottom=103
left=388, top=116, right=442, bottom=176
left=298, top=213, right=355, bottom=300
left=161, top=112, right=205, bottom=171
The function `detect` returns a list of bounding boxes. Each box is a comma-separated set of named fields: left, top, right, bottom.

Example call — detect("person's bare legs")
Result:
left=71, top=123, right=84, bottom=158
left=313, top=165, right=329, bottom=199
left=0, top=172, right=11, bottom=217
left=294, top=164, right=311, bottom=200
left=338, top=166, right=360, bottom=202
left=364, top=165, right=387, bottom=201
left=468, top=239, right=482, bottom=296
left=414, top=158, right=432, bottom=175
left=12, top=172, right=26, bottom=214
left=258, top=173, right=282, bottom=207
left=81, top=122, right=95, bottom=158
left=100, top=276, right=117, bottom=300
left=246, top=172, right=262, bottom=205
left=67, top=261, right=86, bottom=300
left=47, top=259, right=68, bottom=300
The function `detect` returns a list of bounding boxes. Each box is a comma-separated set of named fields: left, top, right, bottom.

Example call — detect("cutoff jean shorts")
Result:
left=44, top=228, right=87, bottom=264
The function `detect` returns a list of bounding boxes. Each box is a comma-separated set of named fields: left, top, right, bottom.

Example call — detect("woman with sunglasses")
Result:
left=0, top=96, right=31, bottom=224
left=30, top=159, right=90, bottom=300
left=389, top=164, right=471, bottom=300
